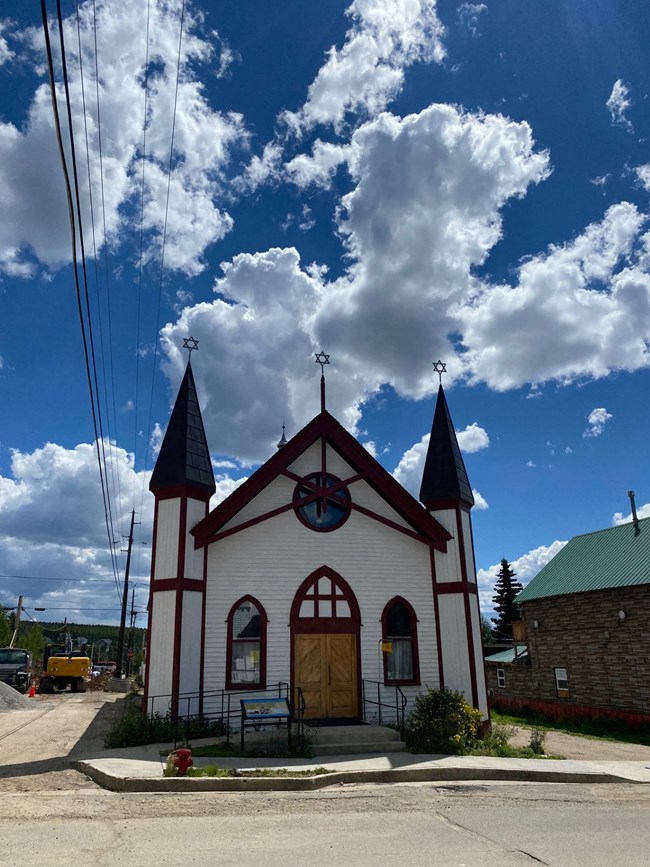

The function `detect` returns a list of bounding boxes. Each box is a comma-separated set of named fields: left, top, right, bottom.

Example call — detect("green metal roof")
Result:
left=484, top=647, right=529, bottom=663
left=516, top=517, right=650, bottom=603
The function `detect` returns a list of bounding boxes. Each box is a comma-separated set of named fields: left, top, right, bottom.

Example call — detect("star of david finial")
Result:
left=432, top=359, right=447, bottom=385
left=314, top=351, right=330, bottom=375
left=182, top=336, right=199, bottom=358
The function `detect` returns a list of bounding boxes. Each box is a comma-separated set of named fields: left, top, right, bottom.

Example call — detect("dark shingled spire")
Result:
left=419, top=385, right=474, bottom=509
left=150, top=362, right=215, bottom=496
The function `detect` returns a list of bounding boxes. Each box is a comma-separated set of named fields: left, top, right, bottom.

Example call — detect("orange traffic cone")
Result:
left=28, top=682, right=36, bottom=698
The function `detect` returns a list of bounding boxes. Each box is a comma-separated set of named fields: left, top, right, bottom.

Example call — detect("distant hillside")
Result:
left=35, top=621, right=146, bottom=659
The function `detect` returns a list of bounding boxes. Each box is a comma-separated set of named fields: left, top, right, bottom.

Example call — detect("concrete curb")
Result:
left=74, top=760, right=641, bottom=793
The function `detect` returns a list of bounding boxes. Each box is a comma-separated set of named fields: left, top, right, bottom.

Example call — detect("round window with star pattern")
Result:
left=293, top=473, right=351, bottom=531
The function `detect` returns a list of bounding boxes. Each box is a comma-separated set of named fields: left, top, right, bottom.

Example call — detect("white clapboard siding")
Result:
left=154, top=498, right=180, bottom=580
left=437, top=594, right=473, bottom=701
left=148, top=590, right=175, bottom=714
left=203, top=488, right=439, bottom=717
left=220, top=443, right=415, bottom=536
left=185, top=498, right=207, bottom=580
left=469, top=595, right=489, bottom=715
left=461, top=509, right=477, bottom=583
left=178, top=590, right=203, bottom=712
left=432, top=508, right=462, bottom=583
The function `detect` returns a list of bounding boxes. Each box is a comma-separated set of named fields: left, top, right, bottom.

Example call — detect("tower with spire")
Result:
left=145, top=354, right=215, bottom=716
left=418, top=369, right=488, bottom=718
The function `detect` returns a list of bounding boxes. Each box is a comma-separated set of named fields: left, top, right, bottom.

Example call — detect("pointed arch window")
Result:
left=226, top=596, right=267, bottom=690
left=381, top=597, right=420, bottom=685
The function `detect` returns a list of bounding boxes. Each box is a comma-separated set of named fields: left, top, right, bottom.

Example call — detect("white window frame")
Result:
left=554, top=666, right=569, bottom=696
left=496, top=668, right=506, bottom=688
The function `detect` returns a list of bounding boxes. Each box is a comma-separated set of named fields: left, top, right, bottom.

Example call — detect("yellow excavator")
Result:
left=38, top=644, right=90, bottom=694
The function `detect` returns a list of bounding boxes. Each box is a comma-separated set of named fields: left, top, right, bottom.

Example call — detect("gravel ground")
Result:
left=508, top=725, right=650, bottom=761
left=0, top=681, right=31, bottom=712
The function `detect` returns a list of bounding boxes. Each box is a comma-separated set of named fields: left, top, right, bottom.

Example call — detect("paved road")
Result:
left=1, top=694, right=650, bottom=865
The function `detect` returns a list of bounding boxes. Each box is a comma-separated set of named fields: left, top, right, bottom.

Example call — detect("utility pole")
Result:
left=126, top=585, right=136, bottom=677
left=9, top=596, right=23, bottom=648
left=115, top=510, right=137, bottom=678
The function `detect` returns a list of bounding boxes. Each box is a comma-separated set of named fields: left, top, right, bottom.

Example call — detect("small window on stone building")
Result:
left=554, top=667, right=569, bottom=698
left=497, top=668, right=506, bottom=688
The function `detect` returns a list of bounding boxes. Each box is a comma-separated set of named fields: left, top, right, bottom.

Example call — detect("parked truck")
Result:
left=0, top=647, right=32, bottom=693
left=38, top=644, right=90, bottom=694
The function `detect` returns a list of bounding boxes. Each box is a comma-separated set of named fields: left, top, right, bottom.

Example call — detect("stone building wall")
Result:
left=486, top=585, right=650, bottom=725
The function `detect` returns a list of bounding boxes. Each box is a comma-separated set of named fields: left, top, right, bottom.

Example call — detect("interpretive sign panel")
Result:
left=241, top=698, right=291, bottom=720
left=240, top=697, right=292, bottom=751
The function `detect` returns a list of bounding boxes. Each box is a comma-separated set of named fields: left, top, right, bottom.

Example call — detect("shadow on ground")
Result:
left=0, top=694, right=127, bottom=782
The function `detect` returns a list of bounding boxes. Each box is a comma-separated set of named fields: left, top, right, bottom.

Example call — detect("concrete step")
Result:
left=306, top=724, right=406, bottom=755
left=313, top=740, right=407, bottom=756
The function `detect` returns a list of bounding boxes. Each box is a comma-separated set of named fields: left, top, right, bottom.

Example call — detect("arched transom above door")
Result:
left=291, top=566, right=361, bottom=632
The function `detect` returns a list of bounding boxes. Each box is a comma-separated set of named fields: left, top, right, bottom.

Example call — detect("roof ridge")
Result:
left=571, top=515, right=650, bottom=540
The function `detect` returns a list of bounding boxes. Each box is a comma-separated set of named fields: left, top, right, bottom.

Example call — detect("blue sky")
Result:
left=1, top=0, right=649, bottom=625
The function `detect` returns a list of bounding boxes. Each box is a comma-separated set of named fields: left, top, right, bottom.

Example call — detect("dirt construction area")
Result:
left=0, top=690, right=126, bottom=795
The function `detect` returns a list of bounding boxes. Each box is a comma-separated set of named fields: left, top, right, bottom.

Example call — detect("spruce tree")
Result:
left=0, top=608, right=11, bottom=647
left=491, top=559, right=523, bottom=639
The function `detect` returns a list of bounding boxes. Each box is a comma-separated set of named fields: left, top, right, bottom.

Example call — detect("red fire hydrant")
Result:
left=171, top=748, right=193, bottom=777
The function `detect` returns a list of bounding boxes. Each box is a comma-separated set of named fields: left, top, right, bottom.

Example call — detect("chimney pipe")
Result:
left=627, top=490, right=639, bottom=534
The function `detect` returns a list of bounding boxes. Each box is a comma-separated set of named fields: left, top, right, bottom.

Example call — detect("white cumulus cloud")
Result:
left=460, top=203, right=650, bottom=390
left=456, top=423, right=489, bottom=453
left=283, top=0, right=446, bottom=135
left=606, top=79, right=633, bottom=132
left=0, top=0, right=246, bottom=277
left=583, top=407, right=612, bottom=438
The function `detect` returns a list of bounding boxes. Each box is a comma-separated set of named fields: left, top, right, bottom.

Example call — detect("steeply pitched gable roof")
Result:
left=419, top=385, right=474, bottom=508
left=149, top=362, right=215, bottom=496
left=192, top=409, right=451, bottom=550
left=517, top=517, right=650, bottom=603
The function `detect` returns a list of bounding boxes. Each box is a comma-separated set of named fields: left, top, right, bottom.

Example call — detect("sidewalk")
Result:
left=75, top=739, right=650, bottom=792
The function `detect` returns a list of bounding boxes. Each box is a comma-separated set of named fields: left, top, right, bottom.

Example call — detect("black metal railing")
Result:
left=361, top=679, right=407, bottom=733
left=144, top=682, right=306, bottom=750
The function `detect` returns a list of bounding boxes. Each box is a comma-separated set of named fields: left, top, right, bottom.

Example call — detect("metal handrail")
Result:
left=361, top=679, right=408, bottom=733
left=144, top=682, right=306, bottom=748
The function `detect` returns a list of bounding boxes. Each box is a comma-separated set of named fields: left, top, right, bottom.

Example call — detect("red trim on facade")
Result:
left=422, top=496, right=475, bottom=511
left=380, top=596, right=421, bottom=687
left=142, top=498, right=160, bottom=713
left=191, top=410, right=451, bottom=550
left=171, top=586, right=184, bottom=715
left=198, top=501, right=208, bottom=716
left=455, top=506, right=479, bottom=708
left=204, top=483, right=445, bottom=551
left=170, top=495, right=189, bottom=714
left=153, top=484, right=213, bottom=503
left=289, top=566, right=362, bottom=717
left=152, top=577, right=206, bottom=593
left=430, top=548, right=445, bottom=690
left=346, top=500, right=446, bottom=549
left=435, top=581, right=479, bottom=595
left=225, top=595, right=268, bottom=691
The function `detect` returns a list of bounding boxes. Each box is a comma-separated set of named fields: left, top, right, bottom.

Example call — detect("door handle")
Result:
left=328, top=664, right=331, bottom=686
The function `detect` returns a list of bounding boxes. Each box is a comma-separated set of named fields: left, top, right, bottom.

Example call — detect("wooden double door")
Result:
left=294, top=633, right=358, bottom=719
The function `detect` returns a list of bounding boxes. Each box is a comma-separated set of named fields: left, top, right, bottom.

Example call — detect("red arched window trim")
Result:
left=226, top=595, right=268, bottom=690
left=381, top=596, right=420, bottom=686
left=290, top=565, right=361, bottom=634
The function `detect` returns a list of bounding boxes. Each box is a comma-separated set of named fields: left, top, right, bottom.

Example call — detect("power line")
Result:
left=75, top=0, right=126, bottom=578
left=54, top=0, right=123, bottom=600
left=0, top=574, right=130, bottom=584
left=142, top=0, right=187, bottom=494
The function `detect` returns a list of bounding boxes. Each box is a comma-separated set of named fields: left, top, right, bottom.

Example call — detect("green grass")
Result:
left=491, top=708, right=650, bottom=746
left=180, top=765, right=331, bottom=779
left=162, top=737, right=313, bottom=760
